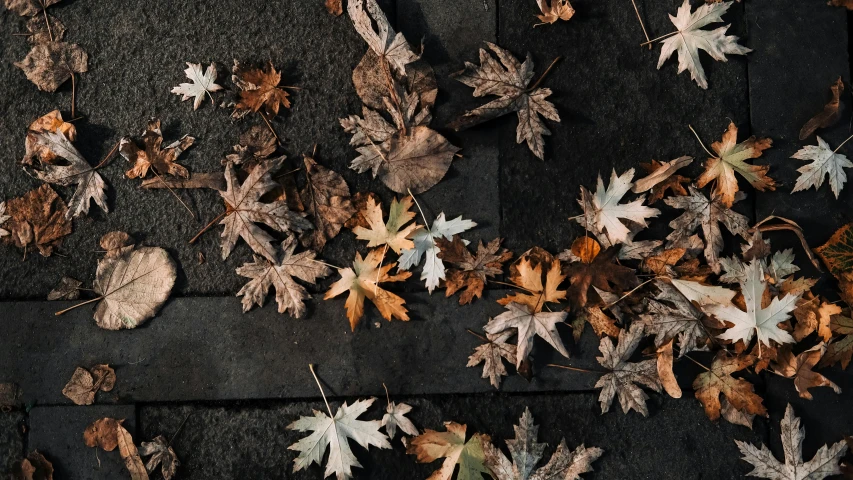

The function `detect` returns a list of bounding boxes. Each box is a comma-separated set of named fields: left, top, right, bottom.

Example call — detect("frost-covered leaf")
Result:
left=791, top=136, right=853, bottom=199
left=399, top=213, right=476, bottom=292
left=171, top=62, right=223, bottom=110
left=595, top=324, right=661, bottom=416
left=575, top=169, right=660, bottom=245
left=485, top=302, right=569, bottom=368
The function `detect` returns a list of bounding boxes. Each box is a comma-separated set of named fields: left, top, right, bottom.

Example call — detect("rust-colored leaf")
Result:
left=800, top=77, right=844, bottom=140
left=438, top=236, right=513, bottom=305
left=3, top=184, right=71, bottom=257
left=657, top=339, right=682, bottom=398
left=231, top=60, right=293, bottom=119
left=22, top=110, right=76, bottom=165
left=299, top=153, right=355, bottom=251
left=773, top=344, right=841, bottom=400
left=120, top=119, right=194, bottom=179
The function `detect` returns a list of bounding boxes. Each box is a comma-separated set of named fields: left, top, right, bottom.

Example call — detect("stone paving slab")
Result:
left=28, top=404, right=137, bottom=479
left=0, top=411, right=24, bottom=476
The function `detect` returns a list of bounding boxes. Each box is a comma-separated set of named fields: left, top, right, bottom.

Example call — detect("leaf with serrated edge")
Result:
left=352, top=196, right=418, bottom=254
left=575, top=168, right=660, bottom=245
left=467, top=330, right=516, bottom=389
left=595, top=323, right=661, bottom=416
left=791, top=136, right=853, bottom=198
left=694, top=351, right=765, bottom=422
left=399, top=213, right=476, bottom=293
left=171, top=62, right=223, bottom=110
left=407, top=422, right=490, bottom=480
left=382, top=402, right=418, bottom=440
left=485, top=302, right=569, bottom=368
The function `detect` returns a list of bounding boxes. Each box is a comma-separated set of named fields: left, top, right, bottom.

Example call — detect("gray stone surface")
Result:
left=28, top=404, right=137, bottom=479
left=0, top=411, right=24, bottom=475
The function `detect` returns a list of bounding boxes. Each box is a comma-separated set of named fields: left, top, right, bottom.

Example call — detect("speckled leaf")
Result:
left=15, top=41, right=87, bottom=92
left=594, top=323, right=661, bottom=416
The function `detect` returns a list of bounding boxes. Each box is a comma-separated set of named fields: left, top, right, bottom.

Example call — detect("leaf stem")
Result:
left=407, top=189, right=431, bottom=233
left=55, top=296, right=103, bottom=316
left=152, top=170, right=195, bottom=219
left=629, top=0, right=652, bottom=48
left=833, top=132, right=853, bottom=153
left=41, top=0, right=53, bottom=43
left=527, top=56, right=562, bottom=92
left=167, top=413, right=192, bottom=447
left=382, top=382, right=390, bottom=405
left=94, top=141, right=120, bottom=170
left=70, top=70, right=76, bottom=119
left=688, top=124, right=715, bottom=158
left=682, top=353, right=710, bottom=372
left=466, top=328, right=488, bottom=342
left=258, top=111, right=281, bottom=145
left=546, top=363, right=604, bottom=374
left=309, top=364, right=334, bottom=418
left=604, top=277, right=656, bottom=309
left=640, top=30, right=678, bottom=47
left=189, top=211, right=227, bottom=244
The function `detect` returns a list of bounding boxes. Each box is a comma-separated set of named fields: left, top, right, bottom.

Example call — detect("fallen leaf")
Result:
left=439, top=236, right=513, bottom=305
left=3, top=184, right=71, bottom=257
left=15, top=41, right=87, bottom=91
left=450, top=42, right=560, bottom=160
left=231, top=60, right=292, bottom=118
left=693, top=351, right=766, bottom=422
left=656, top=0, right=751, bottom=89
left=47, top=275, right=81, bottom=300
left=399, top=213, right=476, bottom=293
left=564, top=240, right=638, bottom=310
left=139, top=436, right=179, bottom=480
left=100, top=230, right=133, bottom=258
left=632, top=156, right=693, bottom=204
left=721, top=397, right=755, bottom=429
left=22, top=110, right=76, bottom=165
left=224, top=125, right=278, bottom=167
left=116, top=423, right=149, bottom=480
left=535, top=0, right=575, bottom=24
left=287, top=397, right=390, bottom=480
left=695, top=122, right=774, bottom=207
left=791, top=136, right=853, bottom=199
left=736, top=404, right=847, bottom=479
left=351, top=195, right=418, bottom=254
left=642, top=280, right=709, bottom=356
left=140, top=172, right=225, bottom=190
left=483, top=408, right=603, bottom=480
left=171, top=62, right=223, bottom=110
left=657, top=340, right=683, bottom=398
left=468, top=330, right=517, bottom=389
left=499, top=254, right=566, bottom=313
left=62, top=364, right=115, bottom=406
left=347, top=0, right=420, bottom=76
left=299, top=153, right=355, bottom=251
left=84, top=418, right=124, bottom=451
left=120, top=119, right=195, bottom=179
left=792, top=294, right=839, bottom=342
left=819, top=315, right=853, bottom=369
left=324, top=248, right=412, bottom=330
left=641, top=248, right=685, bottom=277
left=407, top=422, right=491, bottom=480
left=577, top=305, right=621, bottom=339
left=236, top=235, right=331, bottom=317
left=829, top=0, right=853, bottom=9
left=25, top=14, right=65, bottom=44
left=0, top=202, right=10, bottom=238
left=485, top=302, right=569, bottom=367
left=12, top=451, right=53, bottom=480
left=325, top=0, right=342, bottom=16
left=344, top=191, right=380, bottom=230
left=595, top=324, right=661, bottom=416
left=5, top=0, right=62, bottom=16
left=382, top=401, right=418, bottom=440
left=800, top=77, right=844, bottom=140
left=773, top=344, right=841, bottom=400
left=670, top=277, right=736, bottom=309
left=575, top=169, right=661, bottom=245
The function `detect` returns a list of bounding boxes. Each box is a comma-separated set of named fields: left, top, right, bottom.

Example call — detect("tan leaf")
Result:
left=467, top=330, right=516, bottom=389
left=407, top=422, right=491, bottom=480
left=140, top=172, right=225, bottom=191
left=800, top=77, right=844, bottom=140
left=100, top=231, right=133, bottom=258
left=24, top=14, right=65, bottom=44
left=47, top=275, right=81, bottom=300
left=720, top=398, right=755, bottom=429
left=657, top=340, right=682, bottom=398
left=773, top=344, right=841, bottom=400
left=299, top=153, right=355, bottom=251
left=84, top=418, right=123, bottom=451
left=224, top=125, right=277, bottom=167
left=15, top=42, right=86, bottom=92
left=5, top=0, right=62, bottom=16
left=344, top=191, right=380, bottom=230
left=641, top=248, right=686, bottom=276
left=347, top=0, right=420, bottom=76
left=438, top=236, right=512, bottom=305
left=117, top=423, right=149, bottom=480
left=231, top=60, right=292, bottom=118
left=120, top=119, right=194, bottom=179
left=693, top=351, right=766, bottom=422
left=485, top=302, right=569, bottom=367
left=351, top=195, right=418, bottom=254
left=325, top=0, right=342, bottom=15
left=564, top=242, right=638, bottom=310
left=12, top=451, right=53, bottom=480
left=3, top=184, right=71, bottom=257
left=632, top=156, right=693, bottom=204
left=579, top=306, right=621, bottom=339
left=62, top=364, right=116, bottom=406
left=139, top=436, right=179, bottom=480
left=499, top=254, right=566, bottom=313
left=22, top=110, right=76, bottom=165
left=595, top=324, right=661, bottom=416
left=536, top=0, right=575, bottom=24
left=792, top=294, right=840, bottom=342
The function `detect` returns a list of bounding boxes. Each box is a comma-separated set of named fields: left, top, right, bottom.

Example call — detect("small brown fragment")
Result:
left=4, top=184, right=71, bottom=257
left=325, top=0, right=343, bottom=15
left=84, top=418, right=123, bottom=451
left=657, top=339, right=682, bottom=398
left=800, top=77, right=844, bottom=140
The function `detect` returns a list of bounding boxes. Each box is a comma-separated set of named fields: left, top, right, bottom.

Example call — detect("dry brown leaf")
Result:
left=15, top=42, right=87, bottom=92
left=3, top=184, right=71, bottom=257
left=641, top=248, right=686, bottom=276
left=564, top=238, right=638, bottom=310
left=633, top=156, right=693, bottom=204
left=299, top=153, right=355, bottom=251
left=22, top=110, right=76, bottom=165
left=140, top=172, right=225, bottom=191
left=139, top=436, right=179, bottom=480
left=536, top=0, right=575, bottom=24
left=325, top=248, right=412, bottom=330
left=438, top=236, right=512, bottom=305
left=5, top=0, right=62, bottom=16
left=792, top=294, right=839, bottom=342
left=224, top=125, right=278, bottom=167
left=695, top=122, right=774, bottom=207
left=351, top=195, right=418, bottom=254
left=773, top=344, right=841, bottom=400
left=657, top=340, right=683, bottom=398
left=800, top=77, right=844, bottom=140
left=24, top=14, right=65, bottom=44
left=498, top=254, right=566, bottom=313
left=595, top=324, right=661, bottom=416
left=47, top=275, right=81, bottom=300
left=12, top=451, right=53, bottom=480
left=348, top=0, right=421, bottom=76
left=344, top=191, right=380, bottom=230
left=84, top=418, right=123, bottom=451
left=231, top=60, right=292, bottom=118
left=117, top=425, right=150, bottom=480
left=62, top=364, right=116, bottom=405
left=693, top=351, right=766, bottom=422
left=643, top=280, right=711, bottom=356
left=579, top=305, right=621, bottom=339
left=325, top=0, right=343, bottom=15
left=407, top=422, right=491, bottom=480
left=120, top=119, right=194, bottom=179
left=467, top=330, right=517, bottom=389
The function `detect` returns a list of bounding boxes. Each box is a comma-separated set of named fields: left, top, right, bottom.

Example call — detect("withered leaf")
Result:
left=693, top=351, right=766, bottom=422
left=800, top=77, right=844, bottom=140
left=236, top=236, right=331, bottom=317
left=642, top=280, right=709, bottom=357
left=15, top=42, right=87, bottom=92
left=219, top=157, right=312, bottom=262
left=575, top=169, right=661, bottom=245
left=324, top=248, right=412, bottom=330
left=231, top=60, right=292, bottom=118
left=438, top=236, right=512, bottom=305
left=12, top=451, right=53, bottom=480
left=3, top=184, right=71, bottom=257
left=344, top=191, right=380, bottom=230
left=224, top=125, right=277, bottom=167
left=47, top=275, right=81, bottom=300
left=351, top=195, right=418, bottom=254
left=576, top=305, right=621, bottom=339
left=25, top=14, right=65, bottom=44
left=140, top=172, right=225, bottom=191
left=120, top=119, right=194, bottom=179
left=382, top=401, right=419, bottom=440
left=407, top=422, right=490, bottom=480
left=485, top=302, right=569, bottom=368
left=4, top=0, right=62, bottom=16
left=170, top=62, right=223, bottom=110
left=632, top=156, right=693, bottom=204
left=139, top=436, right=180, bottom=480
left=325, top=0, right=342, bottom=16
left=450, top=42, right=560, bottom=160
left=84, top=418, right=124, bottom=451
left=816, top=223, right=853, bottom=307
left=352, top=49, right=437, bottom=112
left=117, top=424, right=149, bottom=480
left=657, top=340, right=683, bottom=398
left=595, top=324, right=661, bottom=416
left=348, top=0, right=420, bottom=76
left=299, top=153, right=355, bottom=251
left=467, top=330, right=516, bottom=389
left=792, top=294, right=839, bottom=342
left=23, top=110, right=76, bottom=165
left=100, top=231, right=133, bottom=258
left=499, top=254, right=565, bottom=313
left=564, top=239, right=638, bottom=310
left=62, top=364, right=115, bottom=406
left=536, top=0, right=575, bottom=25
left=773, top=344, right=841, bottom=400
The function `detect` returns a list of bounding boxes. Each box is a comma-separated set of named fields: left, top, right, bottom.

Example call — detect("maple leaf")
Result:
left=25, top=13, right=65, bottom=44
left=483, top=408, right=602, bottom=480
left=236, top=236, right=330, bottom=317
left=665, top=186, right=750, bottom=273
left=351, top=195, right=418, bottom=254
left=3, top=184, right=71, bottom=257
left=773, top=344, right=841, bottom=400
left=440, top=236, right=513, bottom=305
left=15, top=41, right=87, bottom=92
left=324, top=249, right=412, bottom=330
left=224, top=125, right=277, bottom=167
left=139, top=436, right=179, bottom=480
left=670, top=278, right=736, bottom=309
left=575, top=169, right=660, bottom=245
left=736, top=404, right=847, bottom=480
left=792, top=294, right=839, bottom=342
left=399, top=213, right=476, bottom=293
left=407, top=422, right=491, bottom=480
left=642, top=280, right=710, bottom=357
left=499, top=255, right=566, bottom=313
left=574, top=305, right=621, bottom=340
left=485, top=302, right=569, bottom=367
left=632, top=156, right=693, bottom=204
left=288, top=397, right=390, bottom=480
left=595, top=323, right=661, bottom=416
left=468, top=330, right=517, bottom=389
left=707, top=260, right=799, bottom=347
left=657, top=340, right=683, bottom=399
left=26, top=131, right=108, bottom=219
left=564, top=240, right=638, bottom=310
left=656, top=0, right=751, bottom=89
left=695, top=122, right=774, bottom=207
left=231, top=60, right=293, bottom=118
left=22, top=109, right=76, bottom=165
left=5, top=0, right=62, bottom=16
left=348, top=0, right=420, bottom=75
left=536, top=0, right=575, bottom=25
left=61, top=364, right=115, bottom=406
left=382, top=401, right=418, bottom=440
left=693, top=351, right=766, bottom=422
left=791, top=136, right=853, bottom=198
left=819, top=315, right=853, bottom=370
left=218, top=157, right=312, bottom=262
left=450, top=42, right=560, bottom=160
left=120, top=119, right=195, bottom=179
left=171, top=62, right=223, bottom=110
left=299, top=153, right=355, bottom=251
left=816, top=223, right=853, bottom=307
left=800, top=77, right=844, bottom=140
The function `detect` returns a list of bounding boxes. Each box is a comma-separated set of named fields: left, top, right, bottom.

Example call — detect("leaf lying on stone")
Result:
left=62, top=364, right=115, bottom=406
left=657, top=340, right=683, bottom=398
left=642, top=280, right=710, bottom=357
left=632, top=156, right=693, bottom=203
left=25, top=14, right=65, bottom=44
left=499, top=250, right=566, bottom=313
left=792, top=294, right=838, bottom=342
left=84, top=418, right=149, bottom=480
left=399, top=211, right=476, bottom=293
left=15, top=42, right=87, bottom=92
left=325, top=0, right=342, bottom=16
left=408, top=422, right=491, bottom=480
left=468, top=330, right=516, bottom=389
left=299, top=153, right=355, bottom=251
left=693, top=351, right=766, bottom=423
left=224, top=125, right=278, bottom=167
left=772, top=343, right=841, bottom=400
left=4, top=0, right=62, bottom=16
left=348, top=0, right=420, bottom=76
left=815, top=223, right=853, bottom=307
left=171, top=62, right=223, bottom=110
left=483, top=408, right=602, bottom=480
left=485, top=302, right=569, bottom=368
left=47, top=275, right=81, bottom=300
left=382, top=401, right=418, bottom=440
left=791, top=136, right=853, bottom=199
left=450, top=42, right=560, bottom=160
left=575, top=168, right=660, bottom=246
left=120, top=119, right=195, bottom=179
left=140, top=172, right=225, bottom=190
left=800, top=77, right=844, bottom=140
left=535, top=0, right=575, bottom=25
left=819, top=315, right=853, bottom=370
left=564, top=238, right=638, bottom=310
left=595, top=323, right=661, bottom=416
left=231, top=60, right=293, bottom=119
left=351, top=195, right=418, bottom=254
left=22, top=110, right=76, bottom=165
left=439, top=236, right=512, bottom=305
left=3, top=184, right=71, bottom=257
left=139, top=436, right=180, bottom=480
left=11, top=451, right=53, bottom=480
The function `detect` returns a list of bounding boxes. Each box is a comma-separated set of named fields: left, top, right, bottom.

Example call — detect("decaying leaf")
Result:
left=12, top=451, right=53, bottom=480
left=536, top=0, right=575, bottom=25
left=26, top=131, right=109, bottom=219
left=224, top=125, right=277, bottom=167
left=84, top=417, right=124, bottom=451
left=693, top=351, right=766, bottom=422
left=695, top=122, right=774, bottom=207
left=382, top=401, right=418, bottom=440
left=483, top=408, right=603, bottom=480
left=287, top=397, right=390, bottom=480
left=351, top=195, right=418, bottom=254
left=325, top=248, right=412, bottom=330
left=3, top=184, right=71, bottom=257
left=800, top=77, right=844, bottom=140
left=791, top=136, right=853, bottom=199
left=468, top=330, right=517, bottom=389
left=656, top=0, right=751, bottom=89
left=140, top=172, right=225, bottom=190
left=22, top=110, right=76, bottom=165
left=47, top=275, right=81, bottom=300
left=819, top=314, right=853, bottom=370
left=236, top=235, right=330, bottom=317
left=399, top=213, right=476, bottom=293
left=25, top=14, right=65, bottom=44
left=408, top=422, right=491, bottom=480
left=632, top=156, right=693, bottom=203
left=657, top=340, right=683, bottom=398
left=117, top=423, right=150, bottom=480
left=344, top=192, right=380, bottom=230
left=564, top=239, right=638, bottom=310
left=773, top=344, right=841, bottom=400
left=5, top=0, right=62, bottom=16
left=485, top=302, right=569, bottom=367
left=299, top=153, right=355, bottom=251
left=450, top=42, right=560, bottom=160
left=437, top=236, right=512, bottom=306
left=91, top=233, right=177, bottom=330
left=171, top=62, right=223, bottom=110
left=792, top=294, right=839, bottom=342
left=816, top=223, right=853, bottom=307
left=139, top=436, right=180, bottom=480
left=120, top=119, right=195, bottom=179
left=348, top=0, right=420, bottom=76
left=325, top=0, right=343, bottom=16
left=218, top=157, right=312, bottom=262
left=595, top=324, right=661, bottom=416
left=62, top=364, right=116, bottom=406
left=15, top=42, right=87, bottom=92
left=499, top=253, right=566, bottom=313
left=642, top=280, right=710, bottom=357
left=231, top=60, right=293, bottom=118
left=736, top=404, right=847, bottom=480
left=575, top=169, right=660, bottom=245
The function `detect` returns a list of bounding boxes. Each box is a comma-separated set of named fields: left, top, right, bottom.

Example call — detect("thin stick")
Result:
left=273, top=167, right=302, bottom=179
left=689, top=125, right=715, bottom=157
left=311, top=258, right=342, bottom=270
left=374, top=244, right=389, bottom=295
left=382, top=382, right=390, bottom=405
left=546, top=363, right=603, bottom=374
left=527, top=56, right=562, bottom=92
left=94, top=141, right=120, bottom=170
left=167, top=414, right=192, bottom=447
left=55, top=296, right=103, bottom=316
left=70, top=71, right=76, bottom=119
left=604, top=277, right=656, bottom=309
left=408, top=189, right=431, bottom=232
left=280, top=85, right=304, bottom=91
left=491, top=280, right=537, bottom=294
left=466, top=328, right=488, bottom=342
left=258, top=111, right=281, bottom=145
left=833, top=132, right=853, bottom=153
left=189, top=211, right=227, bottom=244
left=152, top=170, right=195, bottom=219
left=640, top=30, right=678, bottom=47
left=629, top=0, right=651, bottom=48
left=309, top=364, right=334, bottom=418
left=41, top=0, right=53, bottom=43
left=682, top=354, right=710, bottom=372
left=752, top=224, right=822, bottom=271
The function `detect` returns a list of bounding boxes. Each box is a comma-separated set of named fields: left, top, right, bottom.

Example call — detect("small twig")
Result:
left=604, top=277, right=656, bottom=309
left=55, top=296, right=103, bottom=316
left=629, top=0, right=651, bottom=48
left=152, top=170, right=195, bottom=219
left=382, top=383, right=390, bottom=405
left=94, top=141, right=120, bottom=169
left=491, top=280, right=537, bottom=294
left=833, top=132, right=853, bottom=153
left=167, top=414, right=192, bottom=447
left=258, top=111, right=281, bottom=145
left=682, top=354, right=710, bottom=372
left=546, top=363, right=604, bottom=374
left=689, top=124, right=715, bottom=157
left=273, top=167, right=302, bottom=179
left=41, top=0, right=53, bottom=43
left=640, top=30, right=679, bottom=47
left=309, top=364, right=334, bottom=418
left=751, top=222, right=822, bottom=272
left=189, top=211, right=227, bottom=244
left=70, top=70, right=76, bottom=119
left=466, top=329, right=489, bottom=342
left=527, top=56, right=562, bottom=92
left=311, top=258, right=342, bottom=270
